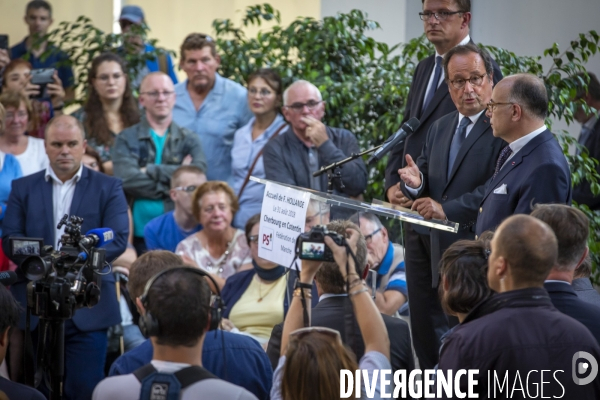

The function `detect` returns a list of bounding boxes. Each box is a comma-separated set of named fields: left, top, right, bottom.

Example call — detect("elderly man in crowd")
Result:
left=173, top=33, right=252, bottom=182
left=112, top=72, right=206, bottom=254
left=144, top=165, right=206, bottom=252
left=263, top=80, right=367, bottom=199
left=352, top=212, right=408, bottom=316
left=3, top=115, right=129, bottom=400
left=475, top=74, right=572, bottom=235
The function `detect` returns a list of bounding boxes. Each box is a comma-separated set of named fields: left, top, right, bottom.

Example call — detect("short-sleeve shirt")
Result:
left=15, top=137, right=49, bottom=176
left=175, top=229, right=251, bottom=279
left=11, top=38, right=75, bottom=88
left=173, top=73, right=253, bottom=182
left=144, top=210, right=202, bottom=252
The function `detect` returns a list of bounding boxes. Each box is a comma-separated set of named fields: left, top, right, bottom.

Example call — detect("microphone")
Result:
left=367, top=117, right=420, bottom=165
left=79, top=228, right=115, bottom=249
left=0, top=270, right=17, bottom=286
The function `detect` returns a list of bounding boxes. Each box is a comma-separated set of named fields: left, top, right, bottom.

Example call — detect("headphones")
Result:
left=138, top=267, right=223, bottom=338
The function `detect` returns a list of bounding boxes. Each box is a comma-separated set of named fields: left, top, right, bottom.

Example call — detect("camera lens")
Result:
left=22, top=256, right=49, bottom=281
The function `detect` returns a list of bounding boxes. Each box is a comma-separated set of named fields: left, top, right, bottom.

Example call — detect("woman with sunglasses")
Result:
left=271, top=228, right=391, bottom=400
left=221, top=214, right=316, bottom=347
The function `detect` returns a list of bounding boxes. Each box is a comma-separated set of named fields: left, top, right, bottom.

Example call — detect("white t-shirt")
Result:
left=92, top=360, right=258, bottom=400
left=16, top=137, right=48, bottom=176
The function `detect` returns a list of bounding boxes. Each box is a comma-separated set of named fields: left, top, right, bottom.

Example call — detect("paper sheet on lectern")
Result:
left=258, top=182, right=311, bottom=267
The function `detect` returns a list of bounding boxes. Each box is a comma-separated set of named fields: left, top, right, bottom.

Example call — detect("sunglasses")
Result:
left=173, top=185, right=198, bottom=193
left=289, top=326, right=342, bottom=344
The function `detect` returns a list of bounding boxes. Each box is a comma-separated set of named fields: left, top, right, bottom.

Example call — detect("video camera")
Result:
left=8, top=214, right=113, bottom=320
left=296, top=225, right=346, bottom=262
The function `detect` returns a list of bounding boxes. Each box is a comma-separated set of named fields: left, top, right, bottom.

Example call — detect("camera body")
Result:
left=296, top=225, right=345, bottom=262
left=9, top=215, right=106, bottom=320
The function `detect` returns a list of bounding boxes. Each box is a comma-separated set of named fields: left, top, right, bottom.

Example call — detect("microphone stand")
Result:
left=312, top=145, right=382, bottom=194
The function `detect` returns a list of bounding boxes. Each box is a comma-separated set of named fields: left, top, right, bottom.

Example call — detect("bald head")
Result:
left=140, top=71, right=174, bottom=93
left=45, top=114, right=85, bottom=141
left=139, top=72, right=176, bottom=122
left=505, top=73, right=548, bottom=120
left=493, top=214, right=557, bottom=286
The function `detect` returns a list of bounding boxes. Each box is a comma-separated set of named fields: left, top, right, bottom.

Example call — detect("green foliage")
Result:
left=214, top=4, right=433, bottom=202
left=35, top=15, right=174, bottom=103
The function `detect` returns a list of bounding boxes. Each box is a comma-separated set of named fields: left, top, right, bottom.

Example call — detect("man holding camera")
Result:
left=2, top=115, right=129, bottom=400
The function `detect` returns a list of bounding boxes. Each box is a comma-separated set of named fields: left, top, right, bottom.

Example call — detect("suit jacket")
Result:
left=573, top=118, right=600, bottom=210
left=2, top=167, right=129, bottom=331
left=545, top=281, right=600, bottom=344
left=475, top=129, right=572, bottom=236
left=384, top=48, right=503, bottom=194
left=266, top=296, right=414, bottom=374
left=401, top=112, right=504, bottom=284
left=572, top=277, right=600, bottom=308
left=263, top=126, right=367, bottom=196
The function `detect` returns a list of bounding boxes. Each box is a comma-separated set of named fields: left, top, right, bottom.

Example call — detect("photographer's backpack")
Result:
left=133, top=364, right=217, bottom=400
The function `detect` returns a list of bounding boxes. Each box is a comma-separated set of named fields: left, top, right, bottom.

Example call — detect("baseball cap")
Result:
left=119, top=5, right=145, bottom=25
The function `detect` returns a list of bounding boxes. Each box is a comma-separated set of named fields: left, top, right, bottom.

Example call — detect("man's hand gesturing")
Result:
left=398, top=155, right=421, bottom=189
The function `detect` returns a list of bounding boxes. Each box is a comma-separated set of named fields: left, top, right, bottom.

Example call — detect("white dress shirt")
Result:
left=503, top=125, right=547, bottom=166
left=45, top=164, right=84, bottom=248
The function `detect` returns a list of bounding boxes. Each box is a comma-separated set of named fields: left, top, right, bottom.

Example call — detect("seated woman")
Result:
left=72, top=52, right=140, bottom=175
left=221, top=214, right=315, bottom=345
left=0, top=91, right=48, bottom=176
left=2, top=58, right=65, bottom=138
left=176, top=181, right=252, bottom=290
left=271, top=228, right=391, bottom=400
left=230, top=68, right=287, bottom=229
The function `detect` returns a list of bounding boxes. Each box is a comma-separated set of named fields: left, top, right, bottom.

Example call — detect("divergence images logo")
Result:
left=261, top=228, right=274, bottom=251
left=572, top=351, right=599, bottom=385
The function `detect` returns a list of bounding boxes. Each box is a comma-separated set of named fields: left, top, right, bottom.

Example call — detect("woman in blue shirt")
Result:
left=230, top=69, right=287, bottom=229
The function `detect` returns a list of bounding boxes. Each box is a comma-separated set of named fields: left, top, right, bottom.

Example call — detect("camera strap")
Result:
left=134, top=363, right=217, bottom=400
left=23, top=307, right=35, bottom=387
left=291, top=257, right=310, bottom=328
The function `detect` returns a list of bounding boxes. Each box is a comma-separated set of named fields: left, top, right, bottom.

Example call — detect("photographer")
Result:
left=2, top=115, right=129, bottom=400
left=271, top=224, right=391, bottom=400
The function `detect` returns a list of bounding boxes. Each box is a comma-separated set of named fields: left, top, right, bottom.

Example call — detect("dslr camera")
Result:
left=296, top=225, right=345, bottom=262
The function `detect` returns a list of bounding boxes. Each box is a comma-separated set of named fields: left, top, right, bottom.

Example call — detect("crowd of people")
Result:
left=0, top=0, right=599, bottom=399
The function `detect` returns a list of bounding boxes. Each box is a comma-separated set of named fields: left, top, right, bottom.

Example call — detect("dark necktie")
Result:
left=492, top=146, right=513, bottom=180
left=422, top=56, right=443, bottom=113
left=447, top=117, right=471, bottom=179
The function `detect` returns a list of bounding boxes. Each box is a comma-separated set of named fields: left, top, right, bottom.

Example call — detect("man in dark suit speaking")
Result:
left=475, top=74, right=572, bottom=235
left=398, top=43, right=504, bottom=369
left=2, top=115, right=129, bottom=400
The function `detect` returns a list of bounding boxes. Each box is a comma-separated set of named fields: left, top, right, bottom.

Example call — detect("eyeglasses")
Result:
left=173, top=185, right=198, bottom=193
left=449, top=74, right=487, bottom=90
left=419, top=11, right=463, bottom=21
left=140, top=91, right=175, bottom=99
left=486, top=101, right=518, bottom=113
left=248, top=235, right=259, bottom=243
left=5, top=111, right=28, bottom=120
left=285, top=100, right=323, bottom=113
left=289, top=326, right=342, bottom=343
left=364, top=228, right=382, bottom=243
left=248, top=88, right=274, bottom=98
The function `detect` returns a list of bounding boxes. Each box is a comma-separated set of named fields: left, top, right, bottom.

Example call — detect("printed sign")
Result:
left=258, top=181, right=311, bottom=267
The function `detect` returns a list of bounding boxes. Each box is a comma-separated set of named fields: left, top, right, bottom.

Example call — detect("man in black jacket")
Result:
left=531, top=204, right=600, bottom=344
left=437, top=215, right=600, bottom=399
left=266, top=220, right=414, bottom=374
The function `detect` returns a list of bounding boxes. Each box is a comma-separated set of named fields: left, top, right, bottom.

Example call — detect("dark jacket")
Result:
left=263, top=126, right=367, bottom=196
left=221, top=268, right=318, bottom=319
left=545, top=281, right=600, bottom=344
left=266, top=295, right=414, bottom=375
left=476, top=130, right=572, bottom=236
left=438, top=287, right=600, bottom=399
left=112, top=117, right=207, bottom=209
left=573, top=117, right=600, bottom=210
left=572, top=277, right=600, bottom=308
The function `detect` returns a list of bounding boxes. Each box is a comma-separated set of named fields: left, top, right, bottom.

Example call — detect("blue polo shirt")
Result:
left=11, top=37, right=75, bottom=88
left=109, top=331, right=273, bottom=400
left=144, top=211, right=202, bottom=252
left=173, top=73, right=253, bottom=182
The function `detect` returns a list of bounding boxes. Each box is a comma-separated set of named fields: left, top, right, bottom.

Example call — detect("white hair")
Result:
left=283, top=80, right=322, bottom=106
